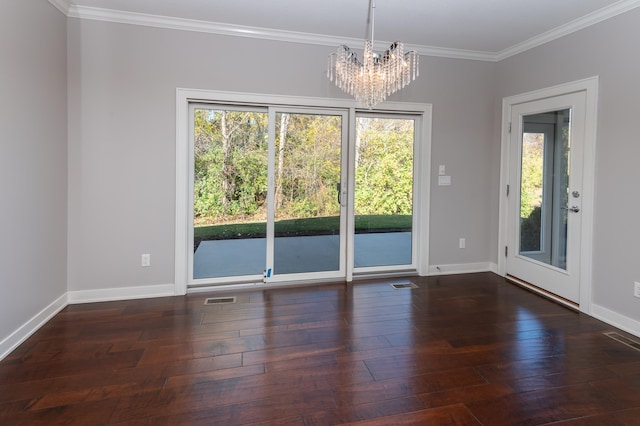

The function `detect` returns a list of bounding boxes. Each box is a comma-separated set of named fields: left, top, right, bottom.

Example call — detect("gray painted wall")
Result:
left=495, top=8, right=640, bottom=323
left=66, top=19, right=498, bottom=291
left=0, top=1, right=67, bottom=341
left=5, top=2, right=639, bottom=349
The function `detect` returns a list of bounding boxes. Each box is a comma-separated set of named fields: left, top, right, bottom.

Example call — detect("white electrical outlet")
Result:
left=141, top=254, right=151, bottom=267
left=459, top=238, right=466, bottom=249
left=634, top=282, right=640, bottom=298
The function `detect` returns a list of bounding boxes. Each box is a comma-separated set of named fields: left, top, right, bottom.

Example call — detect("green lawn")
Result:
left=194, top=215, right=411, bottom=241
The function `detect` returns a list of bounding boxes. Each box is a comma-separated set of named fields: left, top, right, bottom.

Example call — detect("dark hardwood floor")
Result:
left=1, top=272, right=640, bottom=425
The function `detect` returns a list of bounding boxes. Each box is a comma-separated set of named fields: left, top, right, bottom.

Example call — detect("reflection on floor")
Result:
left=4, top=273, right=639, bottom=424
left=193, top=232, right=412, bottom=279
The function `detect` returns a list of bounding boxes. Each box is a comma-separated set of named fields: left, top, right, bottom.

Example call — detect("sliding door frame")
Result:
left=351, top=111, right=422, bottom=276
left=188, top=103, right=269, bottom=286
left=266, top=106, right=349, bottom=283
left=175, top=88, right=432, bottom=295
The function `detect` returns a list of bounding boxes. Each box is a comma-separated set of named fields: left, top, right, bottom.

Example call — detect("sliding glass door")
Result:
left=190, top=105, right=347, bottom=284
left=272, top=111, right=346, bottom=277
left=353, top=115, right=416, bottom=272
left=191, top=106, right=268, bottom=280
left=187, top=100, right=424, bottom=287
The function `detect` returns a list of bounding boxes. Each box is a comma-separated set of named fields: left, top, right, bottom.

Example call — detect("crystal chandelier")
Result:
left=327, top=1, right=419, bottom=109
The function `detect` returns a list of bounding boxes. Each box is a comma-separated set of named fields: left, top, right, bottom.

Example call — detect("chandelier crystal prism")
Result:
left=327, top=1, right=419, bottom=109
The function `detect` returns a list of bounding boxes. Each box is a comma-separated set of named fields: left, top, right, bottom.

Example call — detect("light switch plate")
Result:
left=438, top=175, right=451, bottom=186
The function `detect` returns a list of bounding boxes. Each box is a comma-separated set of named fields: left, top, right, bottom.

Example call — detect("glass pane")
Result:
left=354, top=117, right=414, bottom=268
left=520, top=131, right=544, bottom=253
left=519, top=109, right=570, bottom=270
left=273, top=112, right=342, bottom=275
left=192, top=108, right=268, bottom=279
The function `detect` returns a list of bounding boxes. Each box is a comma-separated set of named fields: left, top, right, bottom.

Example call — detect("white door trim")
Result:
left=498, top=77, right=598, bottom=314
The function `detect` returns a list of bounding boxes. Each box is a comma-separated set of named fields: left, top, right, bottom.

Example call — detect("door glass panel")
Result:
left=192, top=108, right=268, bottom=279
left=519, top=109, right=571, bottom=270
left=273, top=112, right=343, bottom=275
left=354, top=117, right=414, bottom=268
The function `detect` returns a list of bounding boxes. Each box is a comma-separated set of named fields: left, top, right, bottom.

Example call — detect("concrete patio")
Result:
left=194, top=232, right=412, bottom=279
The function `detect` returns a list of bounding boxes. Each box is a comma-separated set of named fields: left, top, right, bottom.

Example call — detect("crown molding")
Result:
left=48, top=0, right=70, bottom=15
left=66, top=6, right=353, bottom=46
left=59, top=0, right=640, bottom=63
left=63, top=5, right=498, bottom=61
left=412, top=45, right=497, bottom=62
left=496, top=0, right=640, bottom=61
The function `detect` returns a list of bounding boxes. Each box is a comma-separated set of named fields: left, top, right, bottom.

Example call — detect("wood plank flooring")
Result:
left=1, top=272, right=640, bottom=425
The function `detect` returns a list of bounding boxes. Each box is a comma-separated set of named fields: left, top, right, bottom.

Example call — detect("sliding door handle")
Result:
left=562, top=205, right=580, bottom=213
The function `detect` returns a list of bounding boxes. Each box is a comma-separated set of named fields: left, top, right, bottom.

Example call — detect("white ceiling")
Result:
left=57, top=0, right=640, bottom=60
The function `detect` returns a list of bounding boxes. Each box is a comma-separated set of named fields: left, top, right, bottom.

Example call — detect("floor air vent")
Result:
left=604, top=331, right=640, bottom=352
left=391, top=282, right=418, bottom=289
left=204, top=296, right=236, bottom=305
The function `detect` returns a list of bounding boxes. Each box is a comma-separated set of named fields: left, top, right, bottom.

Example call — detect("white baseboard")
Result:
left=428, top=262, right=498, bottom=276
left=67, top=283, right=176, bottom=304
left=0, top=284, right=176, bottom=360
left=591, top=303, right=640, bottom=338
left=0, top=293, right=68, bottom=361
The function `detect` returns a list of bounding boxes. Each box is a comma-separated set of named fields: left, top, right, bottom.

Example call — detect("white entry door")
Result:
left=506, top=91, right=587, bottom=304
